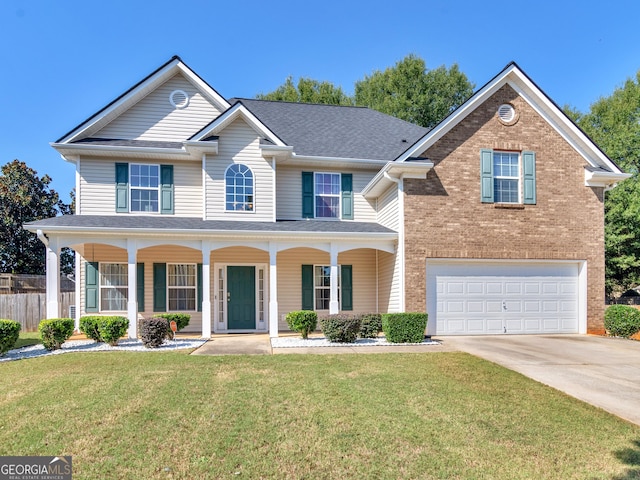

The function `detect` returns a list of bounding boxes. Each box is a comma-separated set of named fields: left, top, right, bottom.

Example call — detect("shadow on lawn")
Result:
left=611, top=439, right=640, bottom=479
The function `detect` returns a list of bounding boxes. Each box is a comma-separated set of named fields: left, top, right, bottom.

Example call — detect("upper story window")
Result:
left=131, top=164, right=160, bottom=212
left=315, top=173, right=341, bottom=218
left=302, top=171, right=353, bottom=220
left=225, top=164, right=254, bottom=212
left=115, top=163, right=174, bottom=214
left=480, top=149, right=536, bottom=205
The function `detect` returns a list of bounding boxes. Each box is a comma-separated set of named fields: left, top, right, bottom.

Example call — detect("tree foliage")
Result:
left=256, top=54, right=475, bottom=129
left=354, top=54, right=475, bottom=128
left=0, top=160, right=73, bottom=275
left=575, top=72, right=640, bottom=295
left=256, top=76, right=353, bottom=105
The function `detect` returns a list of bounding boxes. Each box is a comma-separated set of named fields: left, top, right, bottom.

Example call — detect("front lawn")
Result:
left=12, top=331, right=40, bottom=349
left=1, top=351, right=639, bottom=479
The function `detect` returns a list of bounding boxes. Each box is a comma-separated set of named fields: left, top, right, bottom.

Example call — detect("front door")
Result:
left=227, top=266, right=256, bottom=330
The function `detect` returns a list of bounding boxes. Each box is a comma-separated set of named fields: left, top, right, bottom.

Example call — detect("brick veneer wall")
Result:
left=403, top=84, right=606, bottom=334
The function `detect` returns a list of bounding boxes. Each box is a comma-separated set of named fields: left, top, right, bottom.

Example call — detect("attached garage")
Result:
left=426, top=260, right=586, bottom=336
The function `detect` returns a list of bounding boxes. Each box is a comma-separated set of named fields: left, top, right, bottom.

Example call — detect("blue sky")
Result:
left=1, top=0, right=639, bottom=202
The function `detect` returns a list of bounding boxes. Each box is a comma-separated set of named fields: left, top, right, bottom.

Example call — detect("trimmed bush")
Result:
left=155, top=313, right=191, bottom=332
left=382, top=313, right=428, bottom=344
left=97, top=316, right=129, bottom=346
left=604, top=305, right=640, bottom=338
left=140, top=317, right=169, bottom=348
left=79, top=316, right=103, bottom=342
left=285, top=310, right=318, bottom=339
left=320, top=314, right=361, bottom=343
left=38, top=318, right=74, bottom=351
left=0, top=319, right=21, bottom=356
left=359, top=313, right=383, bottom=339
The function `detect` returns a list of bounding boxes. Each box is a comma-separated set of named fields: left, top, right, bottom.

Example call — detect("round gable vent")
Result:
left=170, top=89, right=189, bottom=109
left=497, top=103, right=517, bottom=124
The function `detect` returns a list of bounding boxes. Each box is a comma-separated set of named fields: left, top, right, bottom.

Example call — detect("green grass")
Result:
left=1, top=352, right=640, bottom=479
left=12, top=331, right=40, bottom=349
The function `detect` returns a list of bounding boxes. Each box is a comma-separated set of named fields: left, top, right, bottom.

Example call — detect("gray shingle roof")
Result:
left=233, top=99, right=429, bottom=161
left=72, top=138, right=184, bottom=149
left=27, top=216, right=395, bottom=235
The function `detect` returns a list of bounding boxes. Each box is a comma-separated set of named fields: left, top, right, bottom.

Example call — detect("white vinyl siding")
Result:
left=377, top=185, right=399, bottom=231
left=275, top=165, right=377, bottom=221
left=204, top=118, right=274, bottom=221
left=95, top=73, right=222, bottom=142
left=78, top=158, right=201, bottom=216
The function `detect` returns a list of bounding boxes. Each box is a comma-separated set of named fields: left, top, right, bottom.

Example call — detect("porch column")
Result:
left=201, top=241, right=212, bottom=338
left=126, top=240, right=137, bottom=339
left=329, top=243, right=339, bottom=314
left=45, top=238, right=60, bottom=319
left=269, top=242, right=279, bottom=337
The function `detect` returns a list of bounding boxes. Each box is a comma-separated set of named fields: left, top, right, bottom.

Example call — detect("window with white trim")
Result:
left=130, top=164, right=160, bottom=212
left=100, top=263, right=128, bottom=311
left=225, top=164, right=254, bottom=211
left=314, top=265, right=340, bottom=310
left=168, top=264, right=197, bottom=311
left=493, top=152, right=520, bottom=203
left=314, top=173, right=341, bottom=218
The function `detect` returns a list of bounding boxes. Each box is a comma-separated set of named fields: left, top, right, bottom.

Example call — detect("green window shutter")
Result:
left=341, top=173, right=354, bottom=220
left=153, top=263, right=167, bottom=312
left=301, top=264, right=314, bottom=310
left=522, top=151, right=537, bottom=204
left=115, top=163, right=129, bottom=213
left=480, top=149, right=494, bottom=203
left=341, top=265, right=353, bottom=311
left=136, top=263, right=145, bottom=312
left=160, top=165, right=174, bottom=214
left=197, top=263, right=203, bottom=312
left=85, top=261, right=99, bottom=313
left=302, top=172, right=314, bottom=218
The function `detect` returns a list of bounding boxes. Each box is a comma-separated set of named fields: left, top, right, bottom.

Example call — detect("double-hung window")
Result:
left=314, top=265, right=340, bottom=310
left=130, top=164, right=160, bottom=212
left=100, top=263, right=128, bottom=311
left=167, top=264, right=197, bottom=311
left=481, top=149, right=536, bottom=204
left=315, top=173, right=341, bottom=218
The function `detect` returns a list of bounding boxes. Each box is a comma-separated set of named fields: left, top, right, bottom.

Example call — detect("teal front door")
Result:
left=227, top=266, right=256, bottom=330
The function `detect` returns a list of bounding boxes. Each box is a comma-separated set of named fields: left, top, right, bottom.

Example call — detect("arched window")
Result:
left=225, top=164, right=254, bottom=211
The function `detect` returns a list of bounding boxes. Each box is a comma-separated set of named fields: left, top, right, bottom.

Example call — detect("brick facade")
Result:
left=403, top=84, right=606, bottom=334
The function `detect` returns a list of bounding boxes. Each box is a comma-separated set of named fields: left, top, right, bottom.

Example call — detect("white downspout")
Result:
left=383, top=172, right=405, bottom=312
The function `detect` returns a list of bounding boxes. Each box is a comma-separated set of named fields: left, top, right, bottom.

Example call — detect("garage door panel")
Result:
left=429, top=262, right=579, bottom=335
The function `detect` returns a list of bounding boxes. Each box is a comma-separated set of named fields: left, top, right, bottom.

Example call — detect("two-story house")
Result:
left=28, top=56, right=628, bottom=338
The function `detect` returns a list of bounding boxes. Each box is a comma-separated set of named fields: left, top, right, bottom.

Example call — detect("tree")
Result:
left=575, top=72, right=640, bottom=295
left=0, top=160, right=73, bottom=275
left=256, top=76, right=353, bottom=105
left=354, top=54, right=475, bottom=128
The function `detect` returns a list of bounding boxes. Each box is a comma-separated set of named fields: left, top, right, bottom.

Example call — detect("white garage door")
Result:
left=427, top=262, right=580, bottom=335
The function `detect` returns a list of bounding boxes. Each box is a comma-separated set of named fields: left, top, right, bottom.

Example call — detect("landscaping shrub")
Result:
left=140, top=317, right=169, bottom=348
left=359, top=313, right=383, bottom=339
left=382, top=313, right=428, bottom=343
left=38, top=318, right=74, bottom=351
left=285, top=310, right=318, bottom=339
left=155, top=313, right=191, bottom=332
left=97, top=316, right=129, bottom=346
left=0, top=319, right=21, bottom=356
left=320, top=314, right=361, bottom=343
left=79, top=316, right=103, bottom=342
left=604, top=305, right=640, bottom=338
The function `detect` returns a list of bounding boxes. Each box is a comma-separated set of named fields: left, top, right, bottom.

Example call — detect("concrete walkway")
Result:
left=191, top=334, right=272, bottom=355
left=442, top=334, right=640, bottom=426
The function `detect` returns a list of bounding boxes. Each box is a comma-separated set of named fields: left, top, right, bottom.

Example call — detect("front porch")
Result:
left=32, top=219, right=399, bottom=339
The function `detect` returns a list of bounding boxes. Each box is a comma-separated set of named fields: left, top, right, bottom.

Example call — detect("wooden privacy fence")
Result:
left=0, top=292, right=75, bottom=332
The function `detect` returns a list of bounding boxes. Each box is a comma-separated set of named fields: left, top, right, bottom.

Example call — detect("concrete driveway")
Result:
left=441, top=335, right=640, bottom=426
